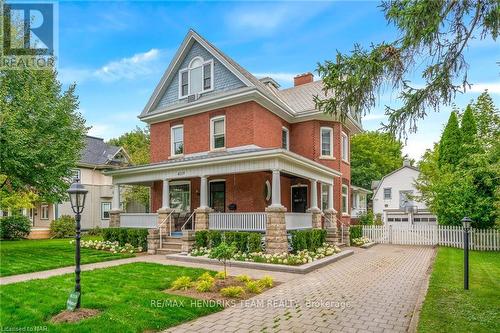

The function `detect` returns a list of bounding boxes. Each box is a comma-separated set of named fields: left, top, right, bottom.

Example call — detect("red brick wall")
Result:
left=149, top=101, right=352, bottom=222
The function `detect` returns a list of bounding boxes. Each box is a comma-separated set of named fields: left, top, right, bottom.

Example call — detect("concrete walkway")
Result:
left=165, top=245, right=436, bottom=333
left=0, top=253, right=299, bottom=285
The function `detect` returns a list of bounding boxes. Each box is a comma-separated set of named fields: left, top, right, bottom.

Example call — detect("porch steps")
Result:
left=28, top=228, right=51, bottom=239
left=157, top=236, right=183, bottom=255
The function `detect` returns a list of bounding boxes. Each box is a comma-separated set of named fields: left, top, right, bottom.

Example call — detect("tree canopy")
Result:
left=316, top=0, right=499, bottom=139
left=0, top=68, right=86, bottom=207
left=350, top=131, right=405, bottom=190
left=417, top=91, right=499, bottom=228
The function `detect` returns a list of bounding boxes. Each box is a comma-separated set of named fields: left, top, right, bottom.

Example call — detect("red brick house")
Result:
left=107, top=30, right=362, bottom=252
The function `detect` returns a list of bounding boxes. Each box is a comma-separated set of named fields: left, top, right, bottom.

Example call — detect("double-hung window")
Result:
left=41, top=205, right=49, bottom=220
left=341, top=185, right=349, bottom=215
left=101, top=202, right=111, bottom=220
left=282, top=127, right=289, bottom=150
left=320, top=127, right=333, bottom=158
left=211, top=116, right=225, bottom=150
left=383, top=188, right=392, bottom=200
left=171, top=125, right=184, bottom=156
left=179, top=57, right=213, bottom=98
left=341, top=132, right=349, bottom=162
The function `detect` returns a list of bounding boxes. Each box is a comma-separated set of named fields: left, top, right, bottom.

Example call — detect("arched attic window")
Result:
left=179, top=56, right=214, bottom=98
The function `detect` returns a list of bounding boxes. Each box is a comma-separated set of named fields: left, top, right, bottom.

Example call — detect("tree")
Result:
left=108, top=127, right=150, bottom=210
left=417, top=92, right=499, bottom=228
left=0, top=67, right=87, bottom=207
left=350, top=131, right=404, bottom=189
left=316, top=0, right=499, bottom=139
left=470, top=91, right=500, bottom=148
left=437, top=112, right=461, bottom=168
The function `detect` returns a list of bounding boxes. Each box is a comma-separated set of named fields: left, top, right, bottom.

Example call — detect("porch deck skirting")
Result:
left=208, top=212, right=312, bottom=232
left=120, top=213, right=158, bottom=228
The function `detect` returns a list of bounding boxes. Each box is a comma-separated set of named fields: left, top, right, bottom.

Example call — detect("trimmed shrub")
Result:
left=194, top=230, right=209, bottom=248
left=50, top=215, right=75, bottom=238
left=86, top=226, right=102, bottom=236
left=0, top=215, right=31, bottom=240
left=102, top=228, right=148, bottom=250
left=349, top=225, right=363, bottom=243
left=245, top=281, right=263, bottom=294
left=171, top=276, right=192, bottom=290
left=195, top=279, right=214, bottom=292
left=220, top=286, right=245, bottom=298
left=258, top=276, right=274, bottom=288
left=289, top=229, right=327, bottom=252
left=236, top=274, right=251, bottom=283
left=194, top=230, right=263, bottom=253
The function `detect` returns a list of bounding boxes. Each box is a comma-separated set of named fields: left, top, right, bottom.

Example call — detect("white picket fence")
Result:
left=363, top=225, right=500, bottom=251
left=209, top=212, right=267, bottom=231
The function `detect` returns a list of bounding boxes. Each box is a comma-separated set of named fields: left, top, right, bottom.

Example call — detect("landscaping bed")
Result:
left=0, top=262, right=222, bottom=332
left=167, top=272, right=277, bottom=304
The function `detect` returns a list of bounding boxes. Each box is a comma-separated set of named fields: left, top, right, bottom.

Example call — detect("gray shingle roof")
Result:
left=80, top=136, right=122, bottom=166
left=278, top=80, right=332, bottom=113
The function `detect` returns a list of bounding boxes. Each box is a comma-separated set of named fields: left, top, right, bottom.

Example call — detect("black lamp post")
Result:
left=67, top=179, right=88, bottom=308
left=462, top=217, right=472, bottom=290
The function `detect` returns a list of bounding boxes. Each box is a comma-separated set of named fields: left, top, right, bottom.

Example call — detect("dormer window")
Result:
left=179, top=57, right=214, bottom=98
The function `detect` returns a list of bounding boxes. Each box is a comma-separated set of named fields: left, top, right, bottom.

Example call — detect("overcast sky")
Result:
left=56, top=1, right=499, bottom=161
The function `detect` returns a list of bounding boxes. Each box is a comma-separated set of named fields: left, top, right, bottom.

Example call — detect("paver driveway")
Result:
left=165, top=245, right=435, bottom=333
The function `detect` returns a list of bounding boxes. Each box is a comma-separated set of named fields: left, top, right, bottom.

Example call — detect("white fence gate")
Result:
left=363, top=225, right=500, bottom=251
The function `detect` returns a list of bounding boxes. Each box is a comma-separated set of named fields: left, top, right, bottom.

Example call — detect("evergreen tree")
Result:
left=460, top=105, right=479, bottom=161
left=438, top=112, right=462, bottom=168
left=470, top=91, right=500, bottom=148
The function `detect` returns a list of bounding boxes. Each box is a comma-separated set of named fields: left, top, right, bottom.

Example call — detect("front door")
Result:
left=210, top=181, right=226, bottom=212
left=291, top=186, right=308, bottom=213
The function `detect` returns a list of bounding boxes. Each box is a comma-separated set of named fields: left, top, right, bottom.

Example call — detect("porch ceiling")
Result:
left=106, top=148, right=340, bottom=185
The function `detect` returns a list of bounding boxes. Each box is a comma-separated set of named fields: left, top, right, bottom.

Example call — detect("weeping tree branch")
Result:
left=316, top=0, right=499, bottom=139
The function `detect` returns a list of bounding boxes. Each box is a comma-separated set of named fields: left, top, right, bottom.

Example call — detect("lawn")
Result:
left=0, top=237, right=134, bottom=277
left=418, top=247, right=500, bottom=333
left=0, top=263, right=221, bottom=332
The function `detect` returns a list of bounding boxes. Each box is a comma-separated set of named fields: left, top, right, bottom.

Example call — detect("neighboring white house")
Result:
left=350, top=185, right=371, bottom=221
left=372, top=160, right=437, bottom=225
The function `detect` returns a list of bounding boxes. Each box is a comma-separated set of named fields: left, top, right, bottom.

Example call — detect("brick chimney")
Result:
left=294, top=72, right=313, bottom=86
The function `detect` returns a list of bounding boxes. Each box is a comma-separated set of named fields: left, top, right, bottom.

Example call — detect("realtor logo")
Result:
left=1, top=1, right=57, bottom=69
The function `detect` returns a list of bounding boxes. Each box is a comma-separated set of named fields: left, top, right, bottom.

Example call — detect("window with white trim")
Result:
left=341, top=132, right=349, bottom=161
left=341, top=185, right=349, bottom=214
left=210, top=116, right=225, bottom=150
left=170, top=181, right=191, bottom=212
left=179, top=57, right=213, bottom=98
left=171, top=125, right=184, bottom=156
left=321, top=184, right=329, bottom=211
left=41, top=205, right=49, bottom=220
left=101, top=202, right=111, bottom=220
left=282, top=127, right=289, bottom=150
left=320, top=127, right=333, bottom=157
left=383, top=188, right=392, bottom=200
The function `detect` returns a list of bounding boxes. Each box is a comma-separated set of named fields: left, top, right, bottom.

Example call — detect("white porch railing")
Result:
left=209, top=212, right=267, bottom=231
left=120, top=213, right=158, bottom=228
left=285, top=213, right=312, bottom=230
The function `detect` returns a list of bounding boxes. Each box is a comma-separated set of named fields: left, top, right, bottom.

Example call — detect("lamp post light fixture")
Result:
left=67, top=179, right=88, bottom=309
left=462, top=217, right=472, bottom=290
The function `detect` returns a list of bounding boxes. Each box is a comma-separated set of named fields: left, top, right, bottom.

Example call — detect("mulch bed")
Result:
left=165, top=276, right=278, bottom=304
left=51, top=308, right=101, bottom=323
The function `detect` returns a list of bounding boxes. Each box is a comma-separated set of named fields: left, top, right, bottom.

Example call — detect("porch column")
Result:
left=200, top=176, right=208, bottom=209
left=195, top=175, right=212, bottom=231
left=161, top=179, right=170, bottom=209
left=307, top=179, right=321, bottom=229
left=310, top=179, right=319, bottom=210
left=110, top=184, right=122, bottom=227
left=270, top=169, right=282, bottom=207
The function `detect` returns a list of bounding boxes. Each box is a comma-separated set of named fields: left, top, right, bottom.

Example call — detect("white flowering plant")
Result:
left=69, top=239, right=143, bottom=254
left=189, top=243, right=341, bottom=266
left=351, top=237, right=372, bottom=246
